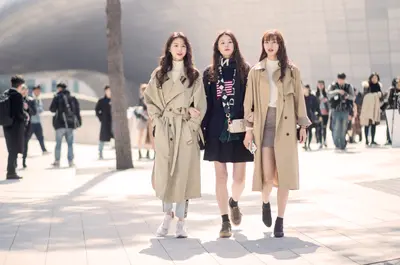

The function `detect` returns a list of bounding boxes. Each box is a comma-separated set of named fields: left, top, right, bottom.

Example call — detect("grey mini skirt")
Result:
left=262, top=107, right=276, bottom=147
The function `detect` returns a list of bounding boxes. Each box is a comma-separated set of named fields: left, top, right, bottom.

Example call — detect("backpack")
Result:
left=61, top=95, right=80, bottom=129
left=0, top=90, right=13, bottom=127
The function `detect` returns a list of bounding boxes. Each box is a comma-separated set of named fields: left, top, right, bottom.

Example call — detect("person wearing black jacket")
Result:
left=327, top=73, right=355, bottom=151
left=386, top=77, right=400, bottom=145
left=20, top=85, right=37, bottom=168
left=303, top=85, right=321, bottom=151
left=49, top=83, right=82, bottom=167
left=3, top=76, right=26, bottom=179
left=95, top=85, right=113, bottom=160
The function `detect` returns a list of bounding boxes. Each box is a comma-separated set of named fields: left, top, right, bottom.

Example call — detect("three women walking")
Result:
left=145, top=29, right=309, bottom=239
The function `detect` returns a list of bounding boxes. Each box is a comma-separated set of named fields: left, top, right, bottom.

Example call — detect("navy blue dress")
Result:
left=201, top=65, right=253, bottom=163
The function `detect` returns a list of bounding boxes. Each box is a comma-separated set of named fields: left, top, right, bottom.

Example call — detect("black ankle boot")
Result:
left=274, top=217, right=284, bottom=238
left=262, top=202, right=272, bottom=227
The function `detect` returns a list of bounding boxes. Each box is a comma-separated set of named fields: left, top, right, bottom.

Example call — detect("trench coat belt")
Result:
left=162, top=107, right=191, bottom=176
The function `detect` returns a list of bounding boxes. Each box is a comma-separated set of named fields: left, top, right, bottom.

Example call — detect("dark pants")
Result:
left=7, top=150, right=18, bottom=175
left=30, top=123, right=47, bottom=152
left=22, top=126, right=31, bottom=161
left=364, top=124, right=376, bottom=144
left=316, top=115, right=329, bottom=144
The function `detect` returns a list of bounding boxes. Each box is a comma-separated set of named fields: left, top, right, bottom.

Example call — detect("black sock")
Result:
left=263, top=202, right=270, bottom=209
left=222, top=214, right=229, bottom=223
left=229, top=197, right=238, bottom=208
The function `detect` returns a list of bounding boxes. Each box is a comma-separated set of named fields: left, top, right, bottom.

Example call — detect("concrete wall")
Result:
left=0, top=111, right=142, bottom=147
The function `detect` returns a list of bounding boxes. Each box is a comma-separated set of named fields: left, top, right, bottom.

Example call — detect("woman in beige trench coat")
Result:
left=243, top=30, right=310, bottom=238
left=144, top=32, right=207, bottom=238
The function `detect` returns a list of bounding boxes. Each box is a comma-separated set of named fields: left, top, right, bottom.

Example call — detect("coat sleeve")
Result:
left=188, top=76, right=207, bottom=132
left=95, top=99, right=102, bottom=121
left=143, top=71, right=163, bottom=130
left=293, top=67, right=311, bottom=127
left=243, top=68, right=255, bottom=128
left=12, top=93, right=25, bottom=122
left=73, top=97, right=82, bottom=126
left=200, top=68, right=212, bottom=132
left=28, top=99, right=37, bottom=116
left=49, top=96, right=58, bottom=113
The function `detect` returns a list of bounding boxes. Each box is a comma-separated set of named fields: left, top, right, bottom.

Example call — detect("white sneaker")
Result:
left=176, top=220, right=188, bottom=238
left=156, top=213, right=173, bottom=237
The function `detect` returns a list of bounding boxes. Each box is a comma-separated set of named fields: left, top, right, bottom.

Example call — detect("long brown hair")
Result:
left=208, top=30, right=249, bottom=84
left=259, top=29, right=290, bottom=81
left=156, top=32, right=199, bottom=88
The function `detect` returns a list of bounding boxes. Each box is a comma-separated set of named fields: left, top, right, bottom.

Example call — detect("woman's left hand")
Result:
left=298, top=127, right=307, bottom=143
left=188, top=107, right=200, bottom=118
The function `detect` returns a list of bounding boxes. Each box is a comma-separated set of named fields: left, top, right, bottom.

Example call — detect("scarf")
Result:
left=216, top=57, right=240, bottom=142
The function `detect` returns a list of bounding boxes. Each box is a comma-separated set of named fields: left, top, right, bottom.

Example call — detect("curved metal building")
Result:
left=0, top=0, right=398, bottom=99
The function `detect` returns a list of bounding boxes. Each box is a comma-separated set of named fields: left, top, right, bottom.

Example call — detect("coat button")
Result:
left=169, top=108, right=172, bottom=111
left=286, top=133, right=289, bottom=136
left=284, top=116, right=287, bottom=119
left=169, top=124, right=172, bottom=127
left=170, top=138, right=173, bottom=141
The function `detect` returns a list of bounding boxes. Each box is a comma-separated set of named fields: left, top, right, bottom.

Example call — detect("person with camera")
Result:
left=49, top=83, right=82, bottom=168
left=327, top=73, right=355, bottom=151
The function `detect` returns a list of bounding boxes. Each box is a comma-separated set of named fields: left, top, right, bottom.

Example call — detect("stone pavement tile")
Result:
left=45, top=249, right=87, bottom=265
left=300, top=252, right=359, bottom=265
left=337, top=244, right=400, bottom=264
left=200, top=239, right=266, bottom=264
left=362, top=220, right=400, bottom=234
left=168, top=248, right=220, bottom=265
left=125, top=239, right=174, bottom=264
left=159, top=238, right=204, bottom=252
left=254, top=250, right=312, bottom=265
left=86, top=248, right=130, bottom=265
left=4, top=250, right=46, bottom=265
left=300, top=229, right=358, bottom=247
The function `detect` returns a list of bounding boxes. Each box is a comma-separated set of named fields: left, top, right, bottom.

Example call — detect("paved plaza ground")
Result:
left=0, top=126, right=400, bottom=265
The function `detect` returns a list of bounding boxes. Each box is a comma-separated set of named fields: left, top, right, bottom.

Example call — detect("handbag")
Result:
left=228, top=118, right=246, bottom=133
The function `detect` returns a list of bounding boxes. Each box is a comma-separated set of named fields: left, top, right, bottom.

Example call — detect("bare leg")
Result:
left=277, top=188, right=289, bottom=218
left=261, top=147, right=276, bottom=203
left=232, top=162, right=246, bottom=202
left=214, top=162, right=228, bottom=216
left=215, top=162, right=232, bottom=238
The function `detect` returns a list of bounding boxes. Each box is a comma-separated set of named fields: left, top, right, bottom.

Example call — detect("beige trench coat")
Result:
left=244, top=59, right=310, bottom=191
left=360, top=92, right=381, bottom=126
left=144, top=68, right=207, bottom=203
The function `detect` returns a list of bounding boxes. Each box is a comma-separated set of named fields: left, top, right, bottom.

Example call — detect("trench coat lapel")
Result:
left=163, top=72, right=187, bottom=105
left=254, top=61, right=270, bottom=110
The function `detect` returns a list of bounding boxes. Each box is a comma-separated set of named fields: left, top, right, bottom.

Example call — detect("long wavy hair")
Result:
left=208, top=30, right=249, bottom=84
left=156, top=32, right=199, bottom=88
left=259, top=29, right=290, bottom=81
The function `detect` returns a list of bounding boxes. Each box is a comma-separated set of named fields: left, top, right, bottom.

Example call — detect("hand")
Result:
left=298, top=127, right=307, bottom=144
left=188, top=107, right=200, bottom=118
left=319, top=116, right=323, bottom=122
left=23, top=102, right=28, bottom=110
left=338, top=90, right=345, bottom=95
left=243, top=131, right=253, bottom=149
left=322, top=98, right=328, bottom=103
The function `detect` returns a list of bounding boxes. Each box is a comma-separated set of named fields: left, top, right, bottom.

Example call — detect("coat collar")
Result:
left=162, top=70, right=189, bottom=105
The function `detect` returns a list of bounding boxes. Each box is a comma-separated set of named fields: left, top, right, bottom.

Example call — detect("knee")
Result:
left=263, top=173, right=275, bottom=186
left=215, top=169, right=228, bottom=185
left=233, top=174, right=245, bottom=185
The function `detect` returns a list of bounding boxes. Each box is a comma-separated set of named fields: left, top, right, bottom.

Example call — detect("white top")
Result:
left=172, top=60, right=184, bottom=82
left=266, top=59, right=280, bottom=107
